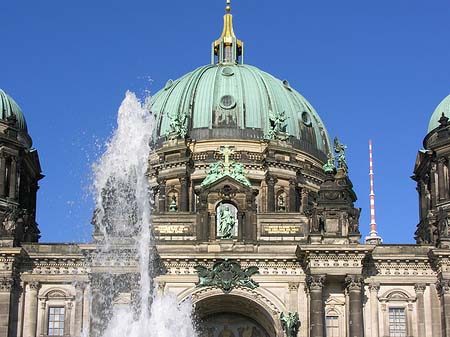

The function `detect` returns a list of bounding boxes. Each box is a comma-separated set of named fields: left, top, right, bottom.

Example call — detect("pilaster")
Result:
left=368, top=283, right=380, bottom=337
left=0, top=277, right=14, bottom=337
left=414, top=283, right=426, bottom=337
left=23, top=282, right=40, bottom=337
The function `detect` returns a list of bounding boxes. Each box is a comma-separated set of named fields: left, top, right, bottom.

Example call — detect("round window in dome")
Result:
left=301, top=111, right=312, bottom=126
left=220, top=95, right=236, bottom=109
left=221, top=67, right=234, bottom=76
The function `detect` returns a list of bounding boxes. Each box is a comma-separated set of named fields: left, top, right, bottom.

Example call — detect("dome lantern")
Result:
left=211, top=0, right=244, bottom=65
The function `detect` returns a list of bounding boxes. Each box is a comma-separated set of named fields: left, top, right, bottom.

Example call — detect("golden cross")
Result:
left=219, top=145, right=234, bottom=172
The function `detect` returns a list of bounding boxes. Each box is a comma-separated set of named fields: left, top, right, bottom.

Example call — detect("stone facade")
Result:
left=1, top=6, right=450, bottom=337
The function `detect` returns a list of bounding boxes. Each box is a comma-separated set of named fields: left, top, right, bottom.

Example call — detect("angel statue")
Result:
left=166, top=111, right=187, bottom=140
left=334, top=136, right=348, bottom=171
left=267, top=110, right=288, bottom=140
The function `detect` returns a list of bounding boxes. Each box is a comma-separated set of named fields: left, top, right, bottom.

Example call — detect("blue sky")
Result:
left=1, top=0, right=449, bottom=243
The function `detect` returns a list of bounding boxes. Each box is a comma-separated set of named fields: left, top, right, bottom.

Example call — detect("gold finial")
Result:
left=226, top=0, right=231, bottom=13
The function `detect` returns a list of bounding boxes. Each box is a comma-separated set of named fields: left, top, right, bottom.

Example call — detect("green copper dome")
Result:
left=428, top=93, right=450, bottom=133
left=150, top=63, right=332, bottom=160
left=0, top=89, right=28, bottom=131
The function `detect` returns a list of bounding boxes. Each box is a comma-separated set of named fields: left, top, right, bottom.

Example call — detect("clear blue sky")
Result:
left=1, top=0, right=449, bottom=243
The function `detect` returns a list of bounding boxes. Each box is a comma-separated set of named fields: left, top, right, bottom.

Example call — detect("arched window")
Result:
left=38, top=288, right=74, bottom=337
left=216, top=202, right=238, bottom=239
left=379, top=289, right=415, bottom=337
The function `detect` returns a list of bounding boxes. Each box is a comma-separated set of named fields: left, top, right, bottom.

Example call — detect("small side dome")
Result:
left=428, top=93, right=450, bottom=133
left=0, top=89, right=28, bottom=131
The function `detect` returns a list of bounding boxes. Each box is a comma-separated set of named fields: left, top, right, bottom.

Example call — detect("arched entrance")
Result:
left=194, top=294, right=277, bottom=337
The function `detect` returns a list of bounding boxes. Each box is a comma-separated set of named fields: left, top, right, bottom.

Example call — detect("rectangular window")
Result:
left=389, top=308, right=406, bottom=337
left=48, top=307, right=65, bottom=336
left=326, top=315, right=339, bottom=337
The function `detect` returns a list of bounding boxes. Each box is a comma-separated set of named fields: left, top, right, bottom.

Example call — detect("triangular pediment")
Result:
left=201, top=174, right=252, bottom=192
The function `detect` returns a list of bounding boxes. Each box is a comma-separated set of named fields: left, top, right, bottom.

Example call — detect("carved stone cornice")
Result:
left=345, top=275, right=363, bottom=292
left=414, top=283, right=426, bottom=294
left=0, top=277, right=14, bottom=292
left=306, top=275, right=325, bottom=291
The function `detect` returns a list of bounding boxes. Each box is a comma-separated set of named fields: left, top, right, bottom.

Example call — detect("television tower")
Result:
left=365, top=139, right=382, bottom=244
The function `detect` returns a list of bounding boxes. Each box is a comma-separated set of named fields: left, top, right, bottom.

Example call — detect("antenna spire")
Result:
left=365, top=139, right=383, bottom=245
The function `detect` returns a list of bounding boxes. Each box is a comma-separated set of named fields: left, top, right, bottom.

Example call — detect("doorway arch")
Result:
left=194, top=293, right=280, bottom=337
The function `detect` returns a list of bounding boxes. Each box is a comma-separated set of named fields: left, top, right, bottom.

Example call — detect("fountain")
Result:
left=89, top=91, right=197, bottom=337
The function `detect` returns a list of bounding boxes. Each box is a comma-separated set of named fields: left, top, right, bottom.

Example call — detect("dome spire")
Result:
left=211, top=0, right=244, bottom=64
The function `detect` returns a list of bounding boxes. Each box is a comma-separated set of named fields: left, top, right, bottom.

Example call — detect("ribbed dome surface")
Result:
left=0, top=89, right=27, bottom=131
left=428, top=93, right=450, bottom=133
left=150, top=63, right=331, bottom=159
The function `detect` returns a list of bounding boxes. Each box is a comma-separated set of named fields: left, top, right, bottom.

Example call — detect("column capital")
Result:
left=28, top=281, right=41, bottom=292
left=0, top=276, right=14, bottom=292
left=288, top=282, right=300, bottom=291
left=265, top=174, right=277, bottom=185
left=345, top=275, right=364, bottom=292
left=437, top=279, right=450, bottom=296
left=157, top=177, right=167, bottom=185
left=414, top=283, right=426, bottom=294
left=74, top=281, right=87, bottom=291
left=289, top=178, right=297, bottom=186
left=306, top=275, right=326, bottom=291
left=368, top=282, right=380, bottom=293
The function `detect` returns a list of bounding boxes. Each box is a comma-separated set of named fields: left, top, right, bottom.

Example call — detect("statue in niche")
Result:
left=438, top=208, right=450, bottom=238
left=218, top=204, right=236, bottom=239
left=169, top=195, right=178, bottom=212
left=333, top=136, right=348, bottom=171
left=277, top=194, right=286, bottom=211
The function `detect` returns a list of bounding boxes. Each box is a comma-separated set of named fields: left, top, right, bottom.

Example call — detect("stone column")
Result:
left=23, top=282, right=40, bottom=337
left=266, top=175, right=277, bottom=212
left=415, top=283, right=426, bottom=337
left=0, top=277, right=14, bottom=337
left=0, top=155, right=6, bottom=197
left=307, top=275, right=325, bottom=337
left=368, top=283, right=380, bottom=337
left=431, top=162, right=438, bottom=207
left=438, top=158, right=448, bottom=201
left=345, top=275, right=364, bottom=337
left=74, top=282, right=86, bottom=337
left=8, top=157, right=17, bottom=199
left=178, top=176, right=190, bottom=212
left=289, top=178, right=297, bottom=212
left=438, top=279, right=450, bottom=337
left=157, top=178, right=166, bottom=212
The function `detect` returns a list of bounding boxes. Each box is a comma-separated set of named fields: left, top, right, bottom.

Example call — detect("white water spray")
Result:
left=91, top=91, right=197, bottom=337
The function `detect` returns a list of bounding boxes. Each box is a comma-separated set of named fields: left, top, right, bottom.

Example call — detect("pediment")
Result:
left=202, top=174, right=252, bottom=192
